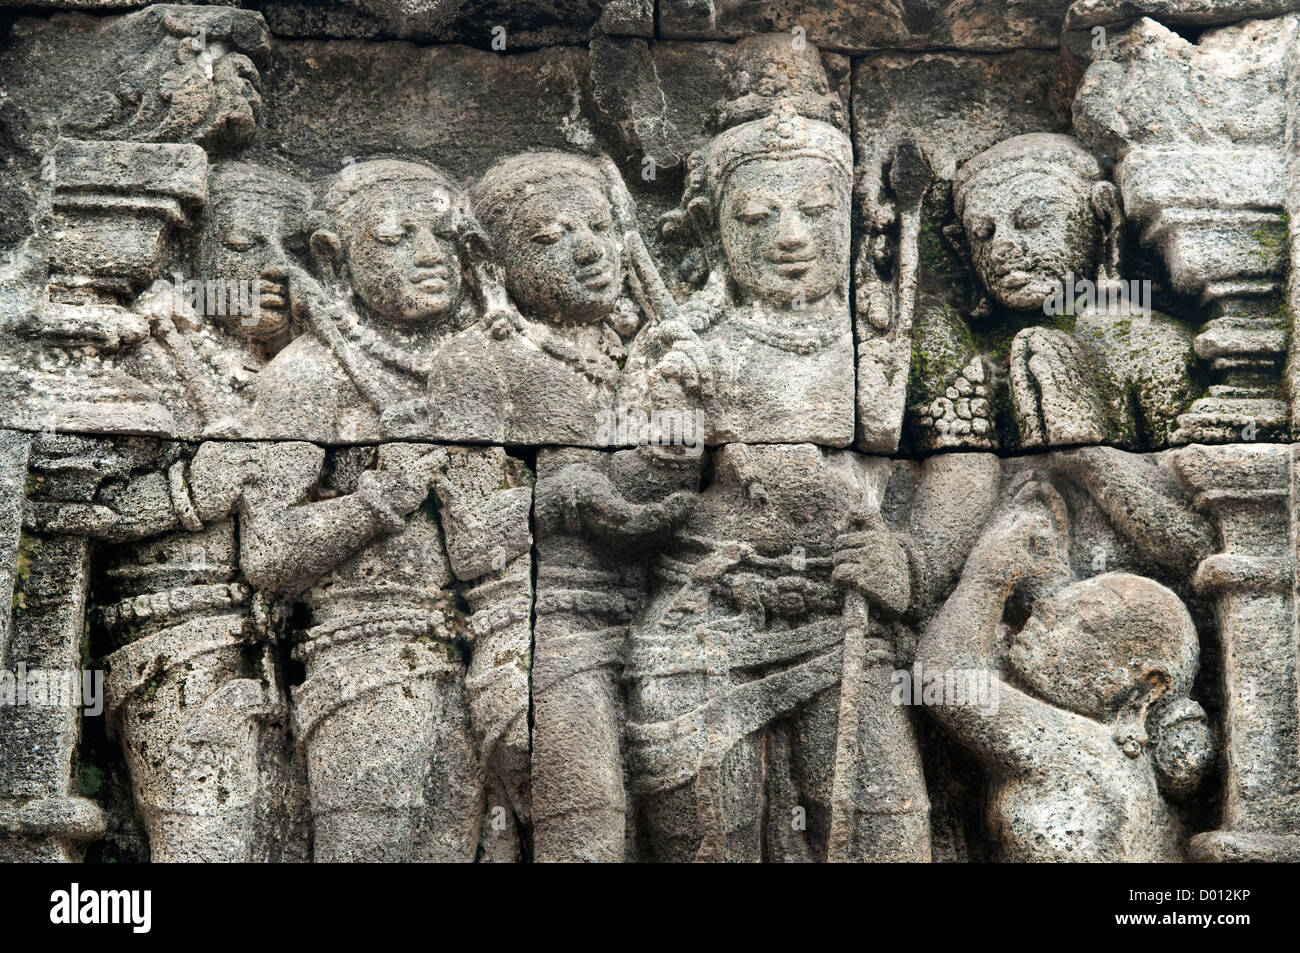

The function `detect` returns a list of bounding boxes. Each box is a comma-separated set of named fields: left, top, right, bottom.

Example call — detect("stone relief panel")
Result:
left=0, top=1, right=1297, bottom=864
left=2, top=432, right=532, bottom=861
left=1, top=9, right=1290, bottom=451
left=532, top=441, right=1300, bottom=862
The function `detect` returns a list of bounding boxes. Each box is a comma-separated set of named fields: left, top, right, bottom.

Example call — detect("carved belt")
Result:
left=292, top=608, right=463, bottom=742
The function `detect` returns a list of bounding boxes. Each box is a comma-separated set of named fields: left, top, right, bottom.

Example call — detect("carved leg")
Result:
left=105, top=612, right=267, bottom=862
left=532, top=525, right=641, bottom=862
left=626, top=604, right=764, bottom=863
left=531, top=623, right=627, bottom=862
left=294, top=623, right=480, bottom=862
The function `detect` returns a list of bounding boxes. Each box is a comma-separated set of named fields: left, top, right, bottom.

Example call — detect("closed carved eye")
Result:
left=799, top=191, right=835, bottom=216
left=373, top=221, right=406, bottom=245
left=223, top=231, right=256, bottom=252
left=971, top=219, right=995, bottom=242
left=530, top=223, right=565, bottom=245
left=1014, top=206, right=1051, bottom=230
left=735, top=199, right=776, bottom=223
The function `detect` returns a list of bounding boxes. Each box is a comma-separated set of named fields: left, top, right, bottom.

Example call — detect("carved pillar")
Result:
left=0, top=435, right=110, bottom=860
left=1075, top=15, right=1298, bottom=443
left=18, top=139, right=208, bottom=437
left=1174, top=444, right=1300, bottom=861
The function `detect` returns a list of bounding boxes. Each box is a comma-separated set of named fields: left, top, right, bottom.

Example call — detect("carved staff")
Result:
left=288, top=267, right=391, bottom=414
left=857, top=139, right=931, bottom=453
left=827, top=588, right=872, bottom=861
left=828, top=506, right=931, bottom=862
left=889, top=138, right=930, bottom=387
left=596, top=155, right=681, bottom=327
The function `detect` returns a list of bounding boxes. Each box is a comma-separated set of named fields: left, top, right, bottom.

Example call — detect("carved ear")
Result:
left=1142, top=667, right=1172, bottom=707
left=309, top=228, right=343, bottom=278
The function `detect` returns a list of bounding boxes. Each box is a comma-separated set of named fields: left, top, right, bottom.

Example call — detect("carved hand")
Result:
left=362, top=446, right=450, bottom=519
left=831, top=510, right=911, bottom=616
left=537, top=463, right=696, bottom=541
left=650, top=320, right=714, bottom=399
left=966, top=480, right=1070, bottom=595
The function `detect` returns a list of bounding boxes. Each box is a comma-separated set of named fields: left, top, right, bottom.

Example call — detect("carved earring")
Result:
left=1115, top=725, right=1146, bottom=759
left=1113, top=671, right=1167, bottom=758
left=1113, top=701, right=1149, bottom=758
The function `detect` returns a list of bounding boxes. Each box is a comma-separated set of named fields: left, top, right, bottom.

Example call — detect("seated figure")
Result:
left=918, top=479, right=1215, bottom=861
left=915, top=133, right=1196, bottom=450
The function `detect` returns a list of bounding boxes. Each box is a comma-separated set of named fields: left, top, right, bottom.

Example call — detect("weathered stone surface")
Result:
left=850, top=49, right=1081, bottom=453
left=1074, top=14, right=1298, bottom=443
left=528, top=441, right=1300, bottom=861
left=8, top=433, right=532, bottom=862
left=658, top=0, right=1076, bottom=52
left=0, top=1, right=1298, bottom=865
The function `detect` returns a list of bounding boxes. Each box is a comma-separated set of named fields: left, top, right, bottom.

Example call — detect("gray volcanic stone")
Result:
left=0, top=1, right=1298, bottom=866
left=658, top=0, right=1077, bottom=51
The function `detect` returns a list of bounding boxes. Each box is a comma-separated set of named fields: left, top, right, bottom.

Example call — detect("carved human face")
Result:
left=496, top=183, right=622, bottom=324
left=719, top=156, right=849, bottom=309
left=342, top=186, right=464, bottom=324
left=196, top=189, right=304, bottom=340
left=962, top=172, right=1096, bottom=312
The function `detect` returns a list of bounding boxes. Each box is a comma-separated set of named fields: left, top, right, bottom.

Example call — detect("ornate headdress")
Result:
left=703, top=104, right=853, bottom=201
left=711, top=33, right=848, bottom=133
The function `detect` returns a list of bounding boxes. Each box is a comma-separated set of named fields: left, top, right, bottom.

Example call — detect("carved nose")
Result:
left=413, top=229, right=445, bottom=264
left=574, top=229, right=602, bottom=265
left=776, top=209, right=811, bottom=249
left=989, top=240, right=1018, bottom=266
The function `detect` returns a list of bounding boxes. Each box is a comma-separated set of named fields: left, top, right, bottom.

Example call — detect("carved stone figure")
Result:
left=238, top=160, right=538, bottom=854
left=224, top=442, right=532, bottom=861
left=425, top=151, right=643, bottom=446
left=532, top=444, right=1000, bottom=861
left=130, top=162, right=315, bottom=438
left=640, top=102, right=856, bottom=447
left=531, top=446, right=699, bottom=861
left=18, top=439, right=292, bottom=861
left=1, top=5, right=1298, bottom=869
left=913, top=133, right=1196, bottom=451
left=919, top=478, right=1214, bottom=860
left=252, top=160, right=482, bottom=441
